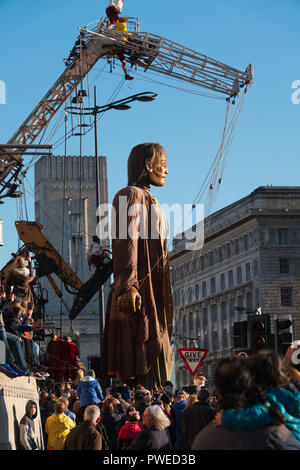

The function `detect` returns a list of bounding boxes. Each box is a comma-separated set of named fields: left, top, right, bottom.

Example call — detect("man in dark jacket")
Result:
left=64, top=404, right=102, bottom=450
left=181, top=389, right=216, bottom=449
left=170, top=390, right=186, bottom=449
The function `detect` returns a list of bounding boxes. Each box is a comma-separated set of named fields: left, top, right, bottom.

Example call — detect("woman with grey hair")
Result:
left=128, top=405, right=172, bottom=450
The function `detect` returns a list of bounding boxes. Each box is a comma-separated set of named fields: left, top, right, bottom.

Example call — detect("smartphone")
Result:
left=28, top=302, right=32, bottom=310
left=25, top=251, right=29, bottom=257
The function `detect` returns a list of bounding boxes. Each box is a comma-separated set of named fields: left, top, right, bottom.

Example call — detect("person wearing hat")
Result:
left=181, top=388, right=217, bottom=449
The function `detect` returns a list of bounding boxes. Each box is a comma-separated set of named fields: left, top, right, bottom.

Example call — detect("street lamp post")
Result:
left=67, top=88, right=158, bottom=371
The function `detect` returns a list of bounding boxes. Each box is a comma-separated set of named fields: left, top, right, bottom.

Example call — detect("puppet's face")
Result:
left=146, top=152, right=168, bottom=187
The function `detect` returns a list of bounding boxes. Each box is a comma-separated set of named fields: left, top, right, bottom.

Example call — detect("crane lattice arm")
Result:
left=0, top=17, right=253, bottom=197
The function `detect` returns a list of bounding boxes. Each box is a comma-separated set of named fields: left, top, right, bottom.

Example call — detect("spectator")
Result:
left=75, top=369, right=104, bottom=424
left=19, top=400, right=39, bottom=450
left=181, top=388, right=216, bottom=449
left=111, top=391, right=131, bottom=411
left=0, top=289, right=25, bottom=376
left=128, top=405, right=172, bottom=450
left=59, top=397, right=76, bottom=423
left=76, top=369, right=104, bottom=407
left=2, top=300, right=30, bottom=373
left=17, top=308, right=43, bottom=369
left=215, top=350, right=300, bottom=443
left=45, top=400, right=76, bottom=450
left=62, top=336, right=80, bottom=382
left=64, top=405, right=102, bottom=450
left=192, top=356, right=300, bottom=450
left=193, top=373, right=207, bottom=392
left=134, top=389, right=151, bottom=417
left=101, top=397, right=126, bottom=450
left=111, top=381, right=132, bottom=403
left=118, top=406, right=141, bottom=450
left=68, top=388, right=79, bottom=412
left=46, top=333, right=64, bottom=382
left=5, top=254, right=35, bottom=310
left=170, top=390, right=186, bottom=450
left=163, top=381, right=174, bottom=398
left=39, top=393, right=54, bottom=448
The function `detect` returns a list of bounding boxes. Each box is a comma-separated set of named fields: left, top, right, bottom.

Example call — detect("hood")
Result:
left=16, top=267, right=30, bottom=277
left=173, top=400, right=186, bottom=412
left=25, top=400, right=38, bottom=420
left=82, top=376, right=97, bottom=382
left=120, top=422, right=141, bottom=439
left=10, top=267, right=30, bottom=280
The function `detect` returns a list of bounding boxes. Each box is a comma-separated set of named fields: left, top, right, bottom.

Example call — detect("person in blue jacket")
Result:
left=76, top=369, right=104, bottom=407
left=213, top=350, right=300, bottom=442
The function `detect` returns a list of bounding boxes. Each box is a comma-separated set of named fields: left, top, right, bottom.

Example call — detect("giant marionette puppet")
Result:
left=101, top=143, right=173, bottom=390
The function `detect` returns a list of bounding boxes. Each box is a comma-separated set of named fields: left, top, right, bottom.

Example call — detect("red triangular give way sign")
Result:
left=178, top=348, right=209, bottom=377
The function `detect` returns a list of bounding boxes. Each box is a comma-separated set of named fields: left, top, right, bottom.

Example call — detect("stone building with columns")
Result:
left=34, top=155, right=109, bottom=370
left=170, top=186, right=300, bottom=389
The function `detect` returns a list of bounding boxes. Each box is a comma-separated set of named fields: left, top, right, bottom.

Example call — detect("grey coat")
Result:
left=191, top=422, right=300, bottom=451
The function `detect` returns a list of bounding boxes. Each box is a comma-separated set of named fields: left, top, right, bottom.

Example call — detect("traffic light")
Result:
left=274, top=316, right=293, bottom=355
left=247, top=314, right=271, bottom=351
left=233, top=321, right=248, bottom=348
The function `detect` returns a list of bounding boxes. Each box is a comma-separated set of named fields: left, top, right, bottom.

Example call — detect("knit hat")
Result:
left=86, top=369, right=96, bottom=378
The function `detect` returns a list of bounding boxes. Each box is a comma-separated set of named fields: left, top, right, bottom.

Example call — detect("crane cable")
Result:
left=172, top=87, right=248, bottom=344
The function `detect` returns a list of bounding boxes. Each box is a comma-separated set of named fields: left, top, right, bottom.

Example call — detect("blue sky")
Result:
left=0, top=0, right=299, bottom=266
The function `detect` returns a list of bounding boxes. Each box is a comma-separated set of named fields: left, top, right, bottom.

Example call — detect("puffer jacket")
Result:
left=221, top=387, right=300, bottom=442
left=76, top=376, right=104, bottom=407
left=118, top=422, right=141, bottom=449
left=45, top=412, right=76, bottom=450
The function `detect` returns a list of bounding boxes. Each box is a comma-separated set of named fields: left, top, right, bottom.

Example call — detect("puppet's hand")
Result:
left=117, top=286, right=142, bottom=314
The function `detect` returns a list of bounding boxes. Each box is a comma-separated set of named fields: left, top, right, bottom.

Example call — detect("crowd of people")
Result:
left=1, top=254, right=300, bottom=451
left=14, top=346, right=300, bottom=451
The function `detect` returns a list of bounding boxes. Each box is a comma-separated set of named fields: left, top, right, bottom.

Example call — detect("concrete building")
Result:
left=34, top=155, right=110, bottom=370
left=170, top=186, right=300, bottom=389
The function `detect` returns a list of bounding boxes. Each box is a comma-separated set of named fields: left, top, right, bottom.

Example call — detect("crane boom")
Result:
left=0, top=17, right=253, bottom=197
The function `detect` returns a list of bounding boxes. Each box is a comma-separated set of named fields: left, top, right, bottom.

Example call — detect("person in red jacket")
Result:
left=62, top=336, right=80, bottom=382
left=118, top=406, right=141, bottom=450
left=46, top=333, right=65, bottom=382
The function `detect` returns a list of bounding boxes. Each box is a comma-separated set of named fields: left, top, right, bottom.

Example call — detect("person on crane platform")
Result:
left=115, top=17, right=134, bottom=80
left=5, top=254, right=35, bottom=311
left=87, top=235, right=109, bottom=270
left=106, top=0, right=125, bottom=29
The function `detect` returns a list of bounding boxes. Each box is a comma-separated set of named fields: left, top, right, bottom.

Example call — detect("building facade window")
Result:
left=243, top=234, right=249, bottom=251
left=211, top=304, right=218, bottom=323
left=246, top=262, right=251, bottom=281
left=237, top=266, right=242, bottom=284
left=202, top=281, right=207, bottom=298
left=195, top=283, right=200, bottom=300
left=228, top=270, right=233, bottom=287
left=278, top=228, right=289, bottom=245
left=210, top=277, right=216, bottom=295
left=220, top=273, right=225, bottom=290
left=221, top=301, right=227, bottom=321
left=280, top=258, right=290, bottom=274
left=281, top=287, right=293, bottom=307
